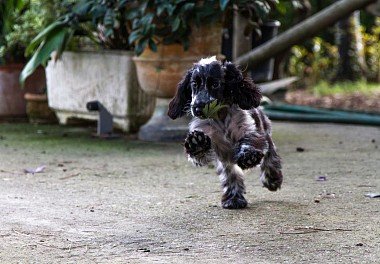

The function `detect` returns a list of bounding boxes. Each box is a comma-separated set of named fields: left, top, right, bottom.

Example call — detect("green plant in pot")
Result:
left=20, top=0, right=155, bottom=133
left=0, top=0, right=55, bottom=117
left=129, top=0, right=279, bottom=98
left=21, top=0, right=136, bottom=82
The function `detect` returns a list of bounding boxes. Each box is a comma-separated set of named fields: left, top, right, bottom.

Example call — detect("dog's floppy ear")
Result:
left=168, top=69, right=193, bottom=119
left=223, top=62, right=262, bottom=109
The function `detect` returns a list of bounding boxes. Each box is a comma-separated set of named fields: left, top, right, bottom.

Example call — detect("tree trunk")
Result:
left=334, top=11, right=367, bottom=81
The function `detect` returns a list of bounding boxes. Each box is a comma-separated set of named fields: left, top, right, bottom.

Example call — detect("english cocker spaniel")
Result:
left=168, top=56, right=283, bottom=209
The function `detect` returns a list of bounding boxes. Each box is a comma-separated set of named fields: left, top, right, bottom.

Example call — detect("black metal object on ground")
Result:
left=86, top=100, right=119, bottom=138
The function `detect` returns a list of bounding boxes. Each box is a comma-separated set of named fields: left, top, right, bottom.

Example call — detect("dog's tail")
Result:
left=260, top=135, right=283, bottom=191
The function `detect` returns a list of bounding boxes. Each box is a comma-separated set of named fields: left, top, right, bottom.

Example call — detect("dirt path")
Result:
left=0, top=122, right=379, bottom=263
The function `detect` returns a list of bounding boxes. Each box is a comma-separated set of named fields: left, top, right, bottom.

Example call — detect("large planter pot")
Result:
left=0, top=64, right=45, bottom=118
left=133, top=23, right=223, bottom=98
left=46, top=50, right=155, bottom=133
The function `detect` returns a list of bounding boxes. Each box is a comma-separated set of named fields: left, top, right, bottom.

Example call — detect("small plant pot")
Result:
left=24, top=93, right=57, bottom=124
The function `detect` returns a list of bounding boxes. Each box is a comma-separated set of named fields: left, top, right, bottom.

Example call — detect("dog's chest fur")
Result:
left=189, top=105, right=264, bottom=163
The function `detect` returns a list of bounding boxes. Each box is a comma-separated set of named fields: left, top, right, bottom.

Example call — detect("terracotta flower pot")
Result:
left=0, top=64, right=45, bottom=118
left=24, top=93, right=57, bottom=124
left=133, top=23, right=223, bottom=98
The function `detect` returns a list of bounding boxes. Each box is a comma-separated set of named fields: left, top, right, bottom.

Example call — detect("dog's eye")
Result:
left=192, top=78, right=202, bottom=87
left=211, top=82, right=219, bottom=89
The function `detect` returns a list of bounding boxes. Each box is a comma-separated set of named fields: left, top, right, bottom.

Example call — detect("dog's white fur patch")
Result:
left=198, top=56, right=217, bottom=66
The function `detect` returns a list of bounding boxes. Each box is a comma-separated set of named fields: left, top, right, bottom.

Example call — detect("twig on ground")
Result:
left=35, top=242, right=89, bottom=251
left=0, top=169, right=19, bottom=174
left=280, top=226, right=353, bottom=235
left=12, top=228, right=55, bottom=237
left=59, top=173, right=81, bottom=180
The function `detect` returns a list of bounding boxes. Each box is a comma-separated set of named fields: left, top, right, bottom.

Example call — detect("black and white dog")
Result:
left=168, top=57, right=283, bottom=209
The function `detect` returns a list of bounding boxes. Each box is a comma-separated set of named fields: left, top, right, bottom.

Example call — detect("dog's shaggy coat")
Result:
left=168, top=57, right=283, bottom=209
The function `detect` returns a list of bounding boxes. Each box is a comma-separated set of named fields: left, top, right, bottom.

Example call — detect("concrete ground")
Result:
left=0, top=121, right=379, bottom=263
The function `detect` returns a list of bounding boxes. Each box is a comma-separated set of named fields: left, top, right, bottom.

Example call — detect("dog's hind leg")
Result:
left=260, top=136, right=283, bottom=191
left=217, top=160, right=247, bottom=209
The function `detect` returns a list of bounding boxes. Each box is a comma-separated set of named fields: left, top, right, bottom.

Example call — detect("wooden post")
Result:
left=232, top=10, right=252, bottom=60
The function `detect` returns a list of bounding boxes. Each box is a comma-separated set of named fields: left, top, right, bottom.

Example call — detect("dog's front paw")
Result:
left=184, top=130, right=211, bottom=156
left=221, top=193, right=247, bottom=209
left=236, top=145, right=264, bottom=170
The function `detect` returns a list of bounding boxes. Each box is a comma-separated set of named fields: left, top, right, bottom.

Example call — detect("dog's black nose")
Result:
left=192, top=105, right=204, bottom=117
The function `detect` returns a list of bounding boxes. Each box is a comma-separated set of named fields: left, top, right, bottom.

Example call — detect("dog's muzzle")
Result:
left=192, top=104, right=205, bottom=118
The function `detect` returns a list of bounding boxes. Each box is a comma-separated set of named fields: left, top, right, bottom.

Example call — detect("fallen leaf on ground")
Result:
left=365, top=193, right=380, bottom=198
left=24, top=166, right=46, bottom=174
left=316, top=175, right=327, bottom=181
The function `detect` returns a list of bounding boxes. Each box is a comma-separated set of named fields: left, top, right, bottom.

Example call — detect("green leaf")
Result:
left=157, top=5, right=166, bottom=16
left=202, top=100, right=228, bottom=119
left=148, top=39, right=157, bottom=52
left=91, top=5, right=107, bottom=20
left=128, top=30, right=141, bottom=44
left=103, top=9, right=115, bottom=27
left=135, top=38, right=149, bottom=56
left=20, top=28, right=72, bottom=85
left=171, top=17, right=181, bottom=32
left=25, top=20, right=67, bottom=56
left=118, top=0, right=130, bottom=8
left=253, top=0, right=271, bottom=19
left=276, top=2, right=287, bottom=14
left=104, top=28, right=113, bottom=38
left=56, top=29, right=74, bottom=59
left=125, top=9, right=140, bottom=20
left=219, top=0, right=230, bottom=11
left=72, top=0, right=93, bottom=16
left=166, top=5, right=175, bottom=16
left=181, top=3, right=195, bottom=12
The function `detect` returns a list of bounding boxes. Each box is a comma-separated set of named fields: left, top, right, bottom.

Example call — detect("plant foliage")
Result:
left=21, top=0, right=136, bottom=84
left=202, top=100, right=228, bottom=120
left=288, top=37, right=339, bottom=87
left=21, top=0, right=280, bottom=82
left=0, top=0, right=29, bottom=64
left=0, top=0, right=64, bottom=65
left=128, top=0, right=279, bottom=55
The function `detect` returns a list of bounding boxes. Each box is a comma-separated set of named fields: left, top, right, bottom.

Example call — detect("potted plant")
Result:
left=21, top=0, right=155, bottom=133
left=129, top=1, right=225, bottom=98
left=0, top=0, right=48, bottom=118
left=129, top=0, right=280, bottom=97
